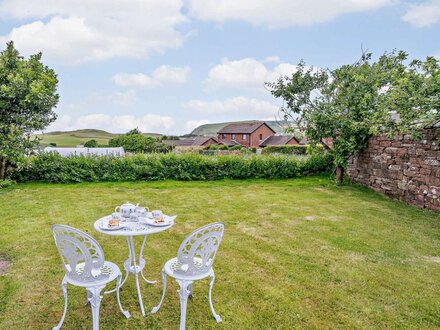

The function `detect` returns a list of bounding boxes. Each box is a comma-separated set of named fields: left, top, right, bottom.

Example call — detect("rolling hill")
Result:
left=34, top=129, right=162, bottom=147
left=189, top=120, right=292, bottom=136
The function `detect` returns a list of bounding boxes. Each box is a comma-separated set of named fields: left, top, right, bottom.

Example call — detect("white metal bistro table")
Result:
left=94, top=215, right=175, bottom=316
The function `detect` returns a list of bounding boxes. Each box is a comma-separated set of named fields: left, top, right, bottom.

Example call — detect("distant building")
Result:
left=259, top=135, right=299, bottom=147
left=217, top=122, right=276, bottom=148
left=44, top=147, right=125, bottom=157
left=164, top=136, right=217, bottom=152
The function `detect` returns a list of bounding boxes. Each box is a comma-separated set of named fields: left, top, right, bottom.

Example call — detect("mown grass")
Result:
left=0, top=177, right=439, bottom=329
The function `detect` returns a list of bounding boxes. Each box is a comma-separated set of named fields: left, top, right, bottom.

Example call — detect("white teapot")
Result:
left=115, top=202, right=136, bottom=218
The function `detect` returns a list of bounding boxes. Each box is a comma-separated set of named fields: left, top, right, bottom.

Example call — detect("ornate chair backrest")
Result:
left=51, top=224, right=108, bottom=283
left=175, top=222, right=225, bottom=277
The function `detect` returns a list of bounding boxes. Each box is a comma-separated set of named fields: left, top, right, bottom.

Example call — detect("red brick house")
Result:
left=217, top=122, right=276, bottom=148
left=259, top=135, right=299, bottom=147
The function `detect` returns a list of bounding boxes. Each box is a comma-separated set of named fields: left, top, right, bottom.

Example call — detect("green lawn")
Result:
left=0, top=177, right=440, bottom=329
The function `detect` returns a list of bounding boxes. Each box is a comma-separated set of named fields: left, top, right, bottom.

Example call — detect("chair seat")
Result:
left=164, top=257, right=213, bottom=281
left=65, top=261, right=121, bottom=287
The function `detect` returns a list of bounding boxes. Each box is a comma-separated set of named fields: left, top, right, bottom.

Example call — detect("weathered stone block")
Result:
left=385, top=147, right=399, bottom=154
left=380, top=141, right=392, bottom=147
left=404, top=169, right=417, bottom=176
left=424, top=158, right=440, bottom=166
left=397, top=181, right=408, bottom=190
left=420, top=167, right=432, bottom=175
left=416, top=148, right=427, bottom=156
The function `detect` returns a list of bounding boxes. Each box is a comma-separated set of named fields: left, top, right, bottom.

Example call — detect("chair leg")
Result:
left=209, top=271, right=222, bottom=323
left=178, top=280, right=192, bottom=330
left=87, top=285, right=104, bottom=330
left=86, top=289, right=92, bottom=305
left=188, top=283, right=193, bottom=299
left=151, top=268, right=167, bottom=313
left=53, top=278, right=68, bottom=330
left=116, top=274, right=131, bottom=318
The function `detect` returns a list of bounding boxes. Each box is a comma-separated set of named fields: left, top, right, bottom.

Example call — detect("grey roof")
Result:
left=218, top=122, right=275, bottom=134
left=259, top=135, right=298, bottom=147
left=167, top=136, right=217, bottom=147
left=321, top=138, right=334, bottom=148
left=218, top=140, right=241, bottom=147
left=299, top=137, right=309, bottom=145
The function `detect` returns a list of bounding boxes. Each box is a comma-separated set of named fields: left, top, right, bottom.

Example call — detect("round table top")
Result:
left=94, top=214, right=175, bottom=236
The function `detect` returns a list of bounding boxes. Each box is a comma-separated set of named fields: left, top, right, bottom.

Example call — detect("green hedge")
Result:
left=9, top=152, right=333, bottom=183
left=261, top=145, right=307, bottom=155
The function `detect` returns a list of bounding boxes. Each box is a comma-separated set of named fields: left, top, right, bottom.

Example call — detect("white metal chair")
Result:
left=151, top=222, right=225, bottom=330
left=51, top=224, right=130, bottom=330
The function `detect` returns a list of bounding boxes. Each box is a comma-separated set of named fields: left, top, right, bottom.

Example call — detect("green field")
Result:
left=0, top=178, right=440, bottom=329
left=34, top=129, right=162, bottom=147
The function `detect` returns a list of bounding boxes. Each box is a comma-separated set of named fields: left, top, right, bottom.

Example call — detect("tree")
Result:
left=161, top=135, right=180, bottom=140
left=126, top=127, right=141, bottom=135
left=0, top=41, right=58, bottom=179
left=108, top=131, right=171, bottom=153
left=84, top=139, right=98, bottom=148
left=267, top=51, right=439, bottom=183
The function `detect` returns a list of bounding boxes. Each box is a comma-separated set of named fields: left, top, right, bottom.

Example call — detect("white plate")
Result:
left=141, top=215, right=176, bottom=227
left=100, top=219, right=126, bottom=231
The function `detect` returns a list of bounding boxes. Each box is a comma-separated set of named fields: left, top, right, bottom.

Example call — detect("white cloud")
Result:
left=48, top=114, right=73, bottom=132
left=0, top=0, right=187, bottom=63
left=153, top=65, right=191, bottom=84
left=206, top=58, right=302, bottom=90
left=113, top=65, right=190, bottom=88
left=183, top=96, right=279, bottom=118
left=187, top=0, right=396, bottom=28
left=112, top=73, right=159, bottom=88
left=207, top=58, right=268, bottom=89
left=185, top=119, right=211, bottom=131
left=270, top=63, right=300, bottom=81
left=48, top=113, right=175, bottom=133
left=108, top=90, right=137, bottom=107
left=264, top=56, right=280, bottom=63
left=402, top=1, right=440, bottom=27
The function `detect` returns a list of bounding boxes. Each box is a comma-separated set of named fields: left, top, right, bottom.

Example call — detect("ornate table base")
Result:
left=105, top=235, right=156, bottom=315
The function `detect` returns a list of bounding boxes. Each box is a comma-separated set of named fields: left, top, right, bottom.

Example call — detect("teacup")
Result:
left=152, top=210, right=163, bottom=219
left=112, top=212, right=122, bottom=219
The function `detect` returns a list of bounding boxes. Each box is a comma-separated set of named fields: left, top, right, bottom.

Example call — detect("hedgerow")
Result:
left=261, top=145, right=307, bottom=155
left=9, top=152, right=333, bottom=183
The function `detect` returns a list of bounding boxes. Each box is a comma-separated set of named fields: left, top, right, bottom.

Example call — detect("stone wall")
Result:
left=348, top=129, right=440, bottom=213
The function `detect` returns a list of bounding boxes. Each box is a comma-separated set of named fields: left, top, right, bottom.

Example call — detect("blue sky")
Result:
left=1, top=0, right=439, bottom=134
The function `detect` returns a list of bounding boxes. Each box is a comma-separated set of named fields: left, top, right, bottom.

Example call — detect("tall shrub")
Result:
left=261, top=145, right=307, bottom=155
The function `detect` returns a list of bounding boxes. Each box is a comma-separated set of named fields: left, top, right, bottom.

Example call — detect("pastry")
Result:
left=154, top=215, right=165, bottom=224
left=108, top=218, right=119, bottom=228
